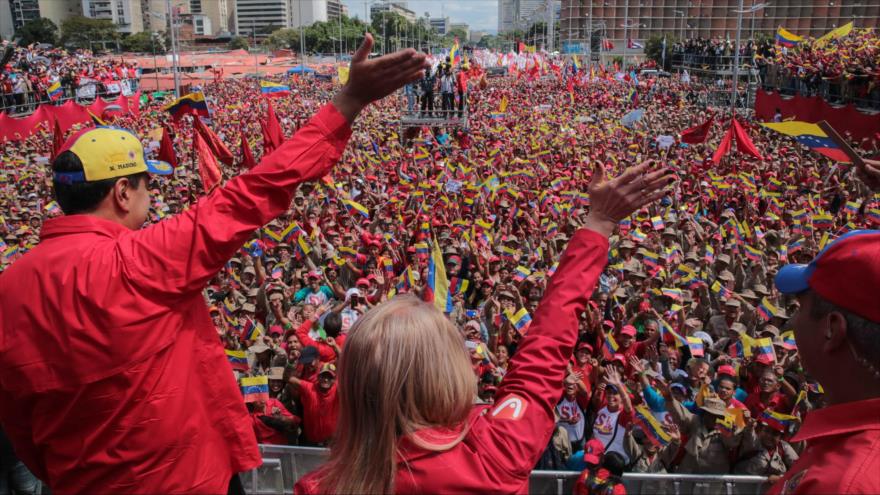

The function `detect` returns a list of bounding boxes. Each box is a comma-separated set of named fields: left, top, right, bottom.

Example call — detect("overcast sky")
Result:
left=341, top=0, right=499, bottom=33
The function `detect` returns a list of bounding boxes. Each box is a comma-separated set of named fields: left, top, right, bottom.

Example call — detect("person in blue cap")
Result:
left=768, top=230, right=880, bottom=495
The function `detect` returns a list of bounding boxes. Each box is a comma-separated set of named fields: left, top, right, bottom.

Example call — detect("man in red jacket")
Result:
left=0, top=34, right=427, bottom=495
left=768, top=230, right=880, bottom=495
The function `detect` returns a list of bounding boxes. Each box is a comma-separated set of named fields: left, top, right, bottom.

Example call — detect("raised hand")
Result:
left=583, top=160, right=675, bottom=237
left=333, top=33, right=429, bottom=123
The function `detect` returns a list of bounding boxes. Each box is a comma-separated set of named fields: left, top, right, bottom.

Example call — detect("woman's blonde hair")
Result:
left=317, top=295, right=475, bottom=494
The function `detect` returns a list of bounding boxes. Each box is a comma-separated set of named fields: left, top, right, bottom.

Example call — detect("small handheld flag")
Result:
left=240, top=376, right=269, bottom=403
left=506, top=307, right=532, bottom=335
left=633, top=405, right=672, bottom=447
left=225, top=349, right=249, bottom=372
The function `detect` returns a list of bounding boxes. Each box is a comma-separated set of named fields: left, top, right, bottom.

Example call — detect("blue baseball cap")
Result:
left=775, top=230, right=880, bottom=322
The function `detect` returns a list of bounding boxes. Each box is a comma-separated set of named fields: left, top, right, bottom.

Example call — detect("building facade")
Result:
left=430, top=16, right=449, bottom=35
left=370, top=1, right=416, bottom=23
left=559, top=0, right=880, bottom=49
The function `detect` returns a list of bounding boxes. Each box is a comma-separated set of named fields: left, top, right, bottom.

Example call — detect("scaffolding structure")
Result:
left=554, top=1, right=879, bottom=52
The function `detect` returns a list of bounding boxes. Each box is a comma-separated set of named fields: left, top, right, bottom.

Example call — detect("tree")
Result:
left=263, top=29, right=298, bottom=50
left=228, top=36, right=249, bottom=50
left=121, top=31, right=166, bottom=53
left=60, top=16, right=119, bottom=50
left=18, top=17, right=58, bottom=46
left=644, top=34, right=675, bottom=70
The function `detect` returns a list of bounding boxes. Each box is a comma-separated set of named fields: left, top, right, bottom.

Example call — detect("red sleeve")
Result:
left=296, top=320, right=317, bottom=347
left=475, top=228, right=609, bottom=478
left=613, top=482, right=627, bottom=495
left=117, top=104, right=351, bottom=300
left=298, top=380, right=317, bottom=409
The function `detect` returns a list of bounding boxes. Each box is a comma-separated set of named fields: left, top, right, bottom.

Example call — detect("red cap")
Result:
left=717, top=364, right=736, bottom=377
left=356, top=278, right=370, bottom=287
left=611, top=353, right=626, bottom=365
left=576, top=342, right=593, bottom=353
left=620, top=325, right=637, bottom=337
left=775, top=230, right=880, bottom=323
left=582, top=438, right=605, bottom=465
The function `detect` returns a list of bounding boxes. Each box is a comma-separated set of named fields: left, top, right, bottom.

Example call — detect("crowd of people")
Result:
left=0, top=41, right=140, bottom=114
left=1, top=42, right=879, bottom=493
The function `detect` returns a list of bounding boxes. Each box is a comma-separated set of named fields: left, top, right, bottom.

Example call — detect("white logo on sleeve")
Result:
left=491, top=394, right=528, bottom=420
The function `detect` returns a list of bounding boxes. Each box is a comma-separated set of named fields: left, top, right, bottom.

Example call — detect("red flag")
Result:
left=194, top=128, right=221, bottom=192
left=262, top=99, right=284, bottom=153
left=52, top=117, right=64, bottom=158
left=732, top=118, right=763, bottom=161
left=158, top=125, right=178, bottom=169
left=239, top=127, right=256, bottom=170
left=193, top=116, right=233, bottom=165
left=681, top=115, right=714, bottom=144
left=712, top=124, right=734, bottom=164
left=260, top=120, right=276, bottom=154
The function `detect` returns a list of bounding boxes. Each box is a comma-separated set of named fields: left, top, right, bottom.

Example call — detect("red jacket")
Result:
left=299, top=380, right=339, bottom=445
left=0, top=103, right=351, bottom=494
left=768, top=397, right=880, bottom=495
left=295, top=228, right=609, bottom=493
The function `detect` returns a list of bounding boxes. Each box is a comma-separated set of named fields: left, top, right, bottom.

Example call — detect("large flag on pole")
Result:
left=194, top=116, right=233, bottom=165
left=424, top=237, right=451, bottom=313
left=760, top=121, right=851, bottom=162
left=194, top=128, right=222, bottom=192
left=681, top=114, right=714, bottom=144
left=775, top=27, right=803, bottom=47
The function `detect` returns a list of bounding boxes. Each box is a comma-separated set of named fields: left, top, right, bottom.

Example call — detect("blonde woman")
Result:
left=296, top=161, right=674, bottom=494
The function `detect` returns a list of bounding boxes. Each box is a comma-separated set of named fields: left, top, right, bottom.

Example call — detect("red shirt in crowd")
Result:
left=0, top=103, right=352, bottom=494
left=251, top=398, right=299, bottom=445
left=744, top=391, right=790, bottom=419
left=768, top=397, right=880, bottom=495
left=298, top=381, right=339, bottom=445
left=295, top=319, right=346, bottom=363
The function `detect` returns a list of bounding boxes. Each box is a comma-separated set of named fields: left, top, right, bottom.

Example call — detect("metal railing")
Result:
left=0, top=79, right=141, bottom=116
left=242, top=445, right=770, bottom=495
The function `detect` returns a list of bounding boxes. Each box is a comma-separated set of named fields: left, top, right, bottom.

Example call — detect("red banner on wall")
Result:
left=754, top=90, right=880, bottom=143
left=0, top=92, right=141, bottom=142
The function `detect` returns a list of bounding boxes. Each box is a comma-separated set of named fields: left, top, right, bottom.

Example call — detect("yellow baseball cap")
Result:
left=53, top=127, right=174, bottom=184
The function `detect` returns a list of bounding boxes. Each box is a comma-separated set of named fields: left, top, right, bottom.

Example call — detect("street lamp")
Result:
left=673, top=10, right=685, bottom=41
left=621, top=0, right=630, bottom=71
left=147, top=7, right=179, bottom=97
left=730, top=1, right=768, bottom=115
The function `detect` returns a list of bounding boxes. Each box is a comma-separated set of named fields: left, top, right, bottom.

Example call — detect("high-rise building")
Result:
left=497, top=0, right=517, bottom=32
left=559, top=0, right=880, bottom=50
left=370, top=1, right=415, bottom=23
left=291, top=0, right=328, bottom=28
left=234, top=0, right=288, bottom=36
left=188, top=0, right=231, bottom=35
left=6, top=0, right=81, bottom=34
left=81, top=0, right=144, bottom=34
left=326, top=0, right=345, bottom=20
left=429, top=16, right=449, bottom=35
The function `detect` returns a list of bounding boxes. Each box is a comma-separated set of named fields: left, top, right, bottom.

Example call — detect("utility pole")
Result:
left=622, top=0, right=629, bottom=72
left=164, top=0, right=180, bottom=97
left=299, top=0, right=307, bottom=67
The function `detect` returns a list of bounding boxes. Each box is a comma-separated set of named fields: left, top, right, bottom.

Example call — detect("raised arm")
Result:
left=475, top=160, right=675, bottom=480
left=118, top=35, right=428, bottom=299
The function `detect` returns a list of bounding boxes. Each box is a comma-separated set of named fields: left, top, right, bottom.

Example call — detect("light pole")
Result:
left=148, top=7, right=179, bottom=97
left=674, top=10, right=685, bottom=41
left=622, top=0, right=629, bottom=71
left=251, top=19, right=258, bottom=76
left=298, top=0, right=307, bottom=68
left=731, top=2, right=768, bottom=115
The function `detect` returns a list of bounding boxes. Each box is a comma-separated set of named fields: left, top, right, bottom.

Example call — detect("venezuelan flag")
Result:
left=425, top=238, right=451, bottom=313
left=754, top=337, right=776, bottom=362
left=163, top=91, right=209, bottom=120
left=547, top=261, right=559, bottom=278
left=633, top=405, right=673, bottom=446
left=659, top=319, right=687, bottom=346
left=775, top=27, right=803, bottom=47
left=812, top=212, right=834, bottom=230
left=631, top=229, right=647, bottom=243
left=744, top=245, right=763, bottom=262
left=604, top=332, right=620, bottom=357
left=47, top=81, right=63, bottom=101
left=651, top=216, right=665, bottom=230
left=660, top=287, right=682, bottom=300
left=710, top=280, right=731, bottom=298
left=513, top=265, right=532, bottom=282
left=225, top=349, right=249, bottom=371
left=241, top=319, right=263, bottom=341
left=816, top=21, right=853, bottom=45
left=260, top=80, right=290, bottom=97
left=686, top=336, right=705, bottom=357
left=761, top=121, right=850, bottom=163
left=240, top=376, right=269, bottom=403
left=761, top=409, right=797, bottom=432
left=506, top=308, right=532, bottom=334
left=780, top=330, right=797, bottom=350
left=757, top=297, right=778, bottom=321
left=341, top=199, right=370, bottom=218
